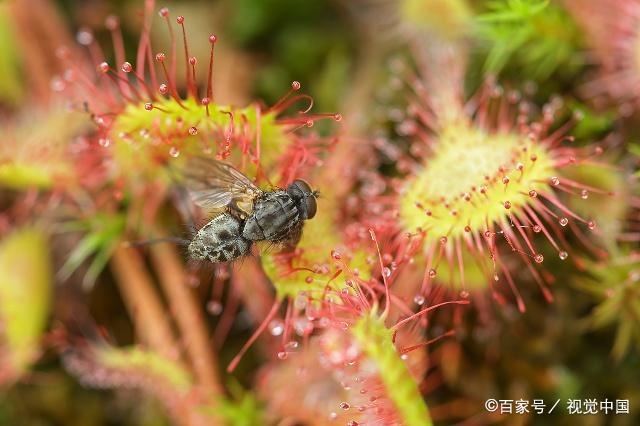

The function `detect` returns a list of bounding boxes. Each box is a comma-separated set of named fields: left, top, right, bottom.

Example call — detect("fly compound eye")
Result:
left=305, top=192, right=317, bottom=219
left=288, top=179, right=317, bottom=219
left=291, top=179, right=313, bottom=194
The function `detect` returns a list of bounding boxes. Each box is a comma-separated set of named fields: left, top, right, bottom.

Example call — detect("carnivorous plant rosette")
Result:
left=381, top=52, right=609, bottom=312
left=54, top=5, right=340, bottom=188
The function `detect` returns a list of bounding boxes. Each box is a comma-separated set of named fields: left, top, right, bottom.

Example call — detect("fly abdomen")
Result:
left=242, top=191, right=299, bottom=242
left=189, top=213, right=250, bottom=263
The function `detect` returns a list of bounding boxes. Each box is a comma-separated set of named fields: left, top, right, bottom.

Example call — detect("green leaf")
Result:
left=212, top=381, right=264, bottom=426
left=474, top=0, right=581, bottom=78
left=58, top=232, right=105, bottom=281
left=58, top=213, right=126, bottom=288
left=0, top=163, right=53, bottom=190
left=0, top=227, right=52, bottom=382
left=576, top=255, right=640, bottom=360
left=0, top=4, right=24, bottom=107
left=351, top=313, right=432, bottom=426
left=97, top=346, right=193, bottom=392
left=629, top=144, right=640, bottom=157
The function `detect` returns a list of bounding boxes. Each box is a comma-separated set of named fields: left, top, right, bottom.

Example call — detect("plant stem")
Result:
left=111, top=244, right=178, bottom=360
left=149, top=240, right=224, bottom=396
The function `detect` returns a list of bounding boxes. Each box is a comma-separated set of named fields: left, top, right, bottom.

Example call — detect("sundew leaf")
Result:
left=631, top=144, right=640, bottom=177
left=96, top=346, right=193, bottom=392
left=562, top=161, right=626, bottom=251
left=351, top=313, right=432, bottom=426
left=0, top=110, right=90, bottom=190
left=0, top=4, right=24, bottom=107
left=0, top=163, right=53, bottom=189
left=0, top=227, right=52, bottom=382
left=109, top=98, right=290, bottom=184
left=262, top=198, right=370, bottom=301
left=94, top=345, right=265, bottom=426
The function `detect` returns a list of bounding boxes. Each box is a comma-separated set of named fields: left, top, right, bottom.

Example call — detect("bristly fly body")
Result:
left=181, top=157, right=318, bottom=263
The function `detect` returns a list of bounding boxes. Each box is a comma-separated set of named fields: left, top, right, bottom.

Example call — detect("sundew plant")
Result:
left=0, top=0, right=639, bottom=425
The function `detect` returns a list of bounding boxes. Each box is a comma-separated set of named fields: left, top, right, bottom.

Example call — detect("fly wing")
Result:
left=181, top=157, right=262, bottom=213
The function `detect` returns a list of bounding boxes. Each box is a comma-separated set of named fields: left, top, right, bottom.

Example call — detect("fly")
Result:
left=181, top=157, right=318, bottom=263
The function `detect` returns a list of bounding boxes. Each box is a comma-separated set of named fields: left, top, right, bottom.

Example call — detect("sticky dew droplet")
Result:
left=269, top=320, right=284, bottom=336
left=206, top=300, right=222, bottom=315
